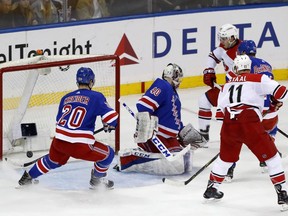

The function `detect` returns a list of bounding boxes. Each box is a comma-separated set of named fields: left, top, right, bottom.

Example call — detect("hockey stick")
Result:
left=213, top=82, right=222, bottom=90
left=162, top=152, right=219, bottom=185
left=119, top=99, right=190, bottom=162
left=5, top=127, right=108, bottom=167
left=278, top=128, right=288, bottom=139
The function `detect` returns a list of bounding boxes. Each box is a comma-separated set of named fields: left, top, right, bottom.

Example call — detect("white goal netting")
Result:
left=0, top=54, right=120, bottom=160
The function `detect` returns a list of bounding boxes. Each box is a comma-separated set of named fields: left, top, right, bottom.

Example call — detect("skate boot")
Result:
left=275, top=184, right=288, bottom=211
left=199, top=125, right=210, bottom=142
left=18, top=171, right=38, bottom=187
left=90, top=169, right=114, bottom=190
left=259, top=161, right=268, bottom=173
left=203, top=180, right=224, bottom=200
left=225, top=162, right=236, bottom=182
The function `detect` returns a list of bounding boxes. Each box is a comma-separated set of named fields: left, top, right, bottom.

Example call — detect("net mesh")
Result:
left=1, top=55, right=120, bottom=158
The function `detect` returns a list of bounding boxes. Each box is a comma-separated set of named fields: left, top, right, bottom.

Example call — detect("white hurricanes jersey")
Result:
left=218, top=73, right=288, bottom=121
left=206, top=41, right=241, bottom=81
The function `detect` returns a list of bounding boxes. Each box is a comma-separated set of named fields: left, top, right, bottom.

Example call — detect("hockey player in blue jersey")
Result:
left=18, top=67, right=118, bottom=189
left=116, top=63, right=206, bottom=175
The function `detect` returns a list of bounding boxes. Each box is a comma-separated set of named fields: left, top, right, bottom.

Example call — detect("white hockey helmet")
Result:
left=218, top=24, right=238, bottom=48
left=162, top=63, right=183, bottom=89
left=233, top=54, right=251, bottom=74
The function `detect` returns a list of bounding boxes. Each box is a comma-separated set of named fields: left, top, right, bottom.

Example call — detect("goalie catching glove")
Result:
left=134, top=112, right=158, bottom=143
left=178, top=123, right=207, bottom=150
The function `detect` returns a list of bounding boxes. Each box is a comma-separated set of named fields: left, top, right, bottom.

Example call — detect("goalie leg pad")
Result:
left=117, top=148, right=192, bottom=175
left=134, top=112, right=158, bottom=143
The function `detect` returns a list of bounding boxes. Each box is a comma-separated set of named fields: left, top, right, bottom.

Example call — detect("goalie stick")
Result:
left=119, top=99, right=190, bottom=162
left=162, top=153, right=219, bottom=185
left=5, top=127, right=108, bottom=167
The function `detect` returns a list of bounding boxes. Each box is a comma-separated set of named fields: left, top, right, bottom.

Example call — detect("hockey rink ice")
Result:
left=1, top=81, right=288, bottom=216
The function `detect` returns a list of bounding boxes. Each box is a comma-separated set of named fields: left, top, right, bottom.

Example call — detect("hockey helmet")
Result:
left=237, top=40, right=257, bottom=55
left=162, top=63, right=183, bottom=89
left=218, top=24, right=238, bottom=48
left=76, top=67, right=95, bottom=85
left=233, top=54, right=251, bottom=74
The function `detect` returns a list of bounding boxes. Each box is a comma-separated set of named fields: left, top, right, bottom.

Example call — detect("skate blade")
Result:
left=15, top=179, right=39, bottom=189
left=280, top=204, right=288, bottom=212
left=260, top=167, right=268, bottom=173
left=89, top=185, right=114, bottom=191
left=224, top=176, right=232, bottom=183
left=203, top=197, right=222, bottom=204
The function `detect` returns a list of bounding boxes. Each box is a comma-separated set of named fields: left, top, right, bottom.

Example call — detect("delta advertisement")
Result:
left=0, top=4, right=287, bottom=88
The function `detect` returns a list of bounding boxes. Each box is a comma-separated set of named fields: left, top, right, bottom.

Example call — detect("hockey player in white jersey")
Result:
left=203, top=55, right=288, bottom=211
left=198, top=23, right=241, bottom=142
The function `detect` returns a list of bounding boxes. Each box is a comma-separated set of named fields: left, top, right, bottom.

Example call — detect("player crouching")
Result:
left=115, top=63, right=206, bottom=175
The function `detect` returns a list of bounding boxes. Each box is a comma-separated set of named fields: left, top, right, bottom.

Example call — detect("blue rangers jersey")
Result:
left=55, top=89, right=118, bottom=144
left=136, top=78, right=183, bottom=138
left=250, top=56, right=273, bottom=108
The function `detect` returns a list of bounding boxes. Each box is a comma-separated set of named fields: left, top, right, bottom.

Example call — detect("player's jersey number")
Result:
left=58, top=105, right=87, bottom=129
left=228, top=84, right=243, bottom=103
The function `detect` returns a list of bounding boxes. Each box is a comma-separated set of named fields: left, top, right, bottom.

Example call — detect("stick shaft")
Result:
left=162, top=153, right=219, bottom=185
left=119, top=100, right=190, bottom=162
left=278, top=128, right=288, bottom=138
left=6, top=127, right=105, bottom=167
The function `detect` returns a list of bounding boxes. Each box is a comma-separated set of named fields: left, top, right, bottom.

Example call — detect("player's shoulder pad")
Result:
left=152, top=78, right=171, bottom=90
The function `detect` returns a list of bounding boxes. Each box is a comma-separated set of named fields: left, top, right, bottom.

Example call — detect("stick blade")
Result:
left=162, top=177, right=186, bottom=186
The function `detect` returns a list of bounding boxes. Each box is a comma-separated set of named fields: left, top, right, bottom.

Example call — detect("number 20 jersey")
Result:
left=55, top=89, right=118, bottom=144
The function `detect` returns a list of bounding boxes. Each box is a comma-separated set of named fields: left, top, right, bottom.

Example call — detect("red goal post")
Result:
left=0, top=54, right=120, bottom=161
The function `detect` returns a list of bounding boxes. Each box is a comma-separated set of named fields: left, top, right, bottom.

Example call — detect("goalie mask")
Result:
left=76, top=67, right=95, bottom=89
left=218, top=24, right=238, bottom=49
left=233, top=54, right=251, bottom=74
left=162, top=63, right=183, bottom=89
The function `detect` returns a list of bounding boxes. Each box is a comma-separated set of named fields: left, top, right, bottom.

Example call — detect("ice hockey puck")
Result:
left=26, top=151, right=33, bottom=158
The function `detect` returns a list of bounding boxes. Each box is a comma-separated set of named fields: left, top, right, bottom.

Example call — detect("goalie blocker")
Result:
left=134, top=112, right=158, bottom=143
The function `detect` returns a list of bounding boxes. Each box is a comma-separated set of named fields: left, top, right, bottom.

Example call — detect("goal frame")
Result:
left=0, top=54, right=120, bottom=161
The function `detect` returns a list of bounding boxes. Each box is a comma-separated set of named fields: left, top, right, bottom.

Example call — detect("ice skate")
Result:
left=199, top=125, right=210, bottom=142
left=203, top=180, right=224, bottom=201
left=89, top=169, right=114, bottom=190
left=275, top=184, right=288, bottom=211
left=225, top=163, right=236, bottom=182
left=17, top=171, right=39, bottom=188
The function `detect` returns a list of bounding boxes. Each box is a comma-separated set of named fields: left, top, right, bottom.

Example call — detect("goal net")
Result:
left=0, top=54, right=120, bottom=161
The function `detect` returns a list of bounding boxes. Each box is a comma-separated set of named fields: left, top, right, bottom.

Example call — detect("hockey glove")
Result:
left=134, top=112, right=158, bottom=143
left=269, top=95, right=283, bottom=112
left=203, top=68, right=216, bottom=88
left=103, top=123, right=115, bottom=133
left=178, top=123, right=207, bottom=150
